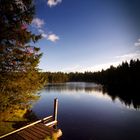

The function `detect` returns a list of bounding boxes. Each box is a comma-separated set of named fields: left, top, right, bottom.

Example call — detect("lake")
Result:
left=32, top=82, right=140, bottom=140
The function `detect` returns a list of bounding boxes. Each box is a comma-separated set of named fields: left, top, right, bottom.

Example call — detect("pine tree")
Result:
left=0, top=0, right=42, bottom=72
left=0, top=0, right=45, bottom=90
left=0, top=0, right=46, bottom=112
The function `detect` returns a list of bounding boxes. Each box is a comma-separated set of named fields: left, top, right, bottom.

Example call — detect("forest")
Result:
left=0, top=0, right=140, bottom=136
left=43, top=59, right=140, bottom=88
left=42, top=59, right=140, bottom=109
left=1, top=0, right=139, bottom=114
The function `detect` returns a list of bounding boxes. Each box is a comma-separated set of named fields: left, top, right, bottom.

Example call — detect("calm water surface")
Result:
left=32, top=82, right=140, bottom=140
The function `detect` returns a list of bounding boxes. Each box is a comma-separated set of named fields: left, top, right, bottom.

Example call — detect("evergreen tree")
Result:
left=0, top=0, right=46, bottom=112
left=0, top=0, right=42, bottom=72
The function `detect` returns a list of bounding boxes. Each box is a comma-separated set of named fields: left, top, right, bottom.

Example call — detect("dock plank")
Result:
left=0, top=99, right=61, bottom=140
left=17, top=131, right=32, bottom=140
left=25, top=127, right=45, bottom=139
left=36, top=123, right=55, bottom=132
left=32, top=125, right=51, bottom=135
left=0, top=119, right=59, bottom=140
left=0, top=120, right=55, bottom=139
left=18, top=130, right=39, bottom=140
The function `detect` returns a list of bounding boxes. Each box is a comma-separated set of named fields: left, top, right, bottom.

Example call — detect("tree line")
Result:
left=42, top=59, right=140, bottom=109
left=0, top=0, right=140, bottom=134
left=42, top=59, right=140, bottom=88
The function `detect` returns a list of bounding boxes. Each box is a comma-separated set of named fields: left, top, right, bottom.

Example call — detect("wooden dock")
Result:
left=0, top=98, right=62, bottom=140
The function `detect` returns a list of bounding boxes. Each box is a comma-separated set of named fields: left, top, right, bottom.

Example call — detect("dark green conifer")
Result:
left=0, top=0, right=42, bottom=72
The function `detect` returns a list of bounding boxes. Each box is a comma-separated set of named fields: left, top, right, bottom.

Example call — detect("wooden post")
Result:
left=53, top=98, right=58, bottom=121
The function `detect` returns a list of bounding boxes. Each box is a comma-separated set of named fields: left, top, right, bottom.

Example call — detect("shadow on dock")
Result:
left=0, top=99, right=62, bottom=140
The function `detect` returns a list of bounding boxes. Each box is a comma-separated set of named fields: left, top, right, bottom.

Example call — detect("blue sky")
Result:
left=32, top=0, right=140, bottom=72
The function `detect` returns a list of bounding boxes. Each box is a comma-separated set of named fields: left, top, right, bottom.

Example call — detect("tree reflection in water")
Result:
left=1, top=82, right=140, bottom=136
left=45, top=82, right=140, bottom=109
left=0, top=91, right=39, bottom=135
left=103, top=85, right=140, bottom=110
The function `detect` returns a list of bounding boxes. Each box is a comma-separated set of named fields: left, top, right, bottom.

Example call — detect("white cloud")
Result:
left=134, top=42, right=140, bottom=47
left=47, top=33, right=59, bottom=42
left=41, top=33, right=48, bottom=38
left=38, top=29, right=48, bottom=38
left=61, top=65, right=81, bottom=72
left=38, top=29, right=44, bottom=33
left=32, top=18, right=45, bottom=28
left=134, top=38, right=140, bottom=47
left=92, top=52, right=140, bottom=72
left=115, top=51, right=140, bottom=60
left=61, top=51, right=140, bottom=73
left=31, top=17, right=59, bottom=42
left=47, top=0, right=62, bottom=7
left=38, top=29, right=60, bottom=42
left=61, top=62, right=120, bottom=73
left=86, top=62, right=120, bottom=72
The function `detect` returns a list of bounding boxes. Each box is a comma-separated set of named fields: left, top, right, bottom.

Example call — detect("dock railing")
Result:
left=0, top=98, right=59, bottom=139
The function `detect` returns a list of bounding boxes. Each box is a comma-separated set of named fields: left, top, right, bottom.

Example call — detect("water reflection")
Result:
left=32, top=82, right=140, bottom=140
left=45, top=82, right=140, bottom=109
left=0, top=90, right=40, bottom=135
left=1, top=82, right=140, bottom=138
left=103, top=86, right=140, bottom=110
left=46, top=82, right=103, bottom=93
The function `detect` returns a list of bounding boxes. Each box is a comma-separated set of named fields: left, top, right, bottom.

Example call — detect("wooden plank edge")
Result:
left=45, top=120, right=57, bottom=127
left=0, top=115, right=53, bottom=139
